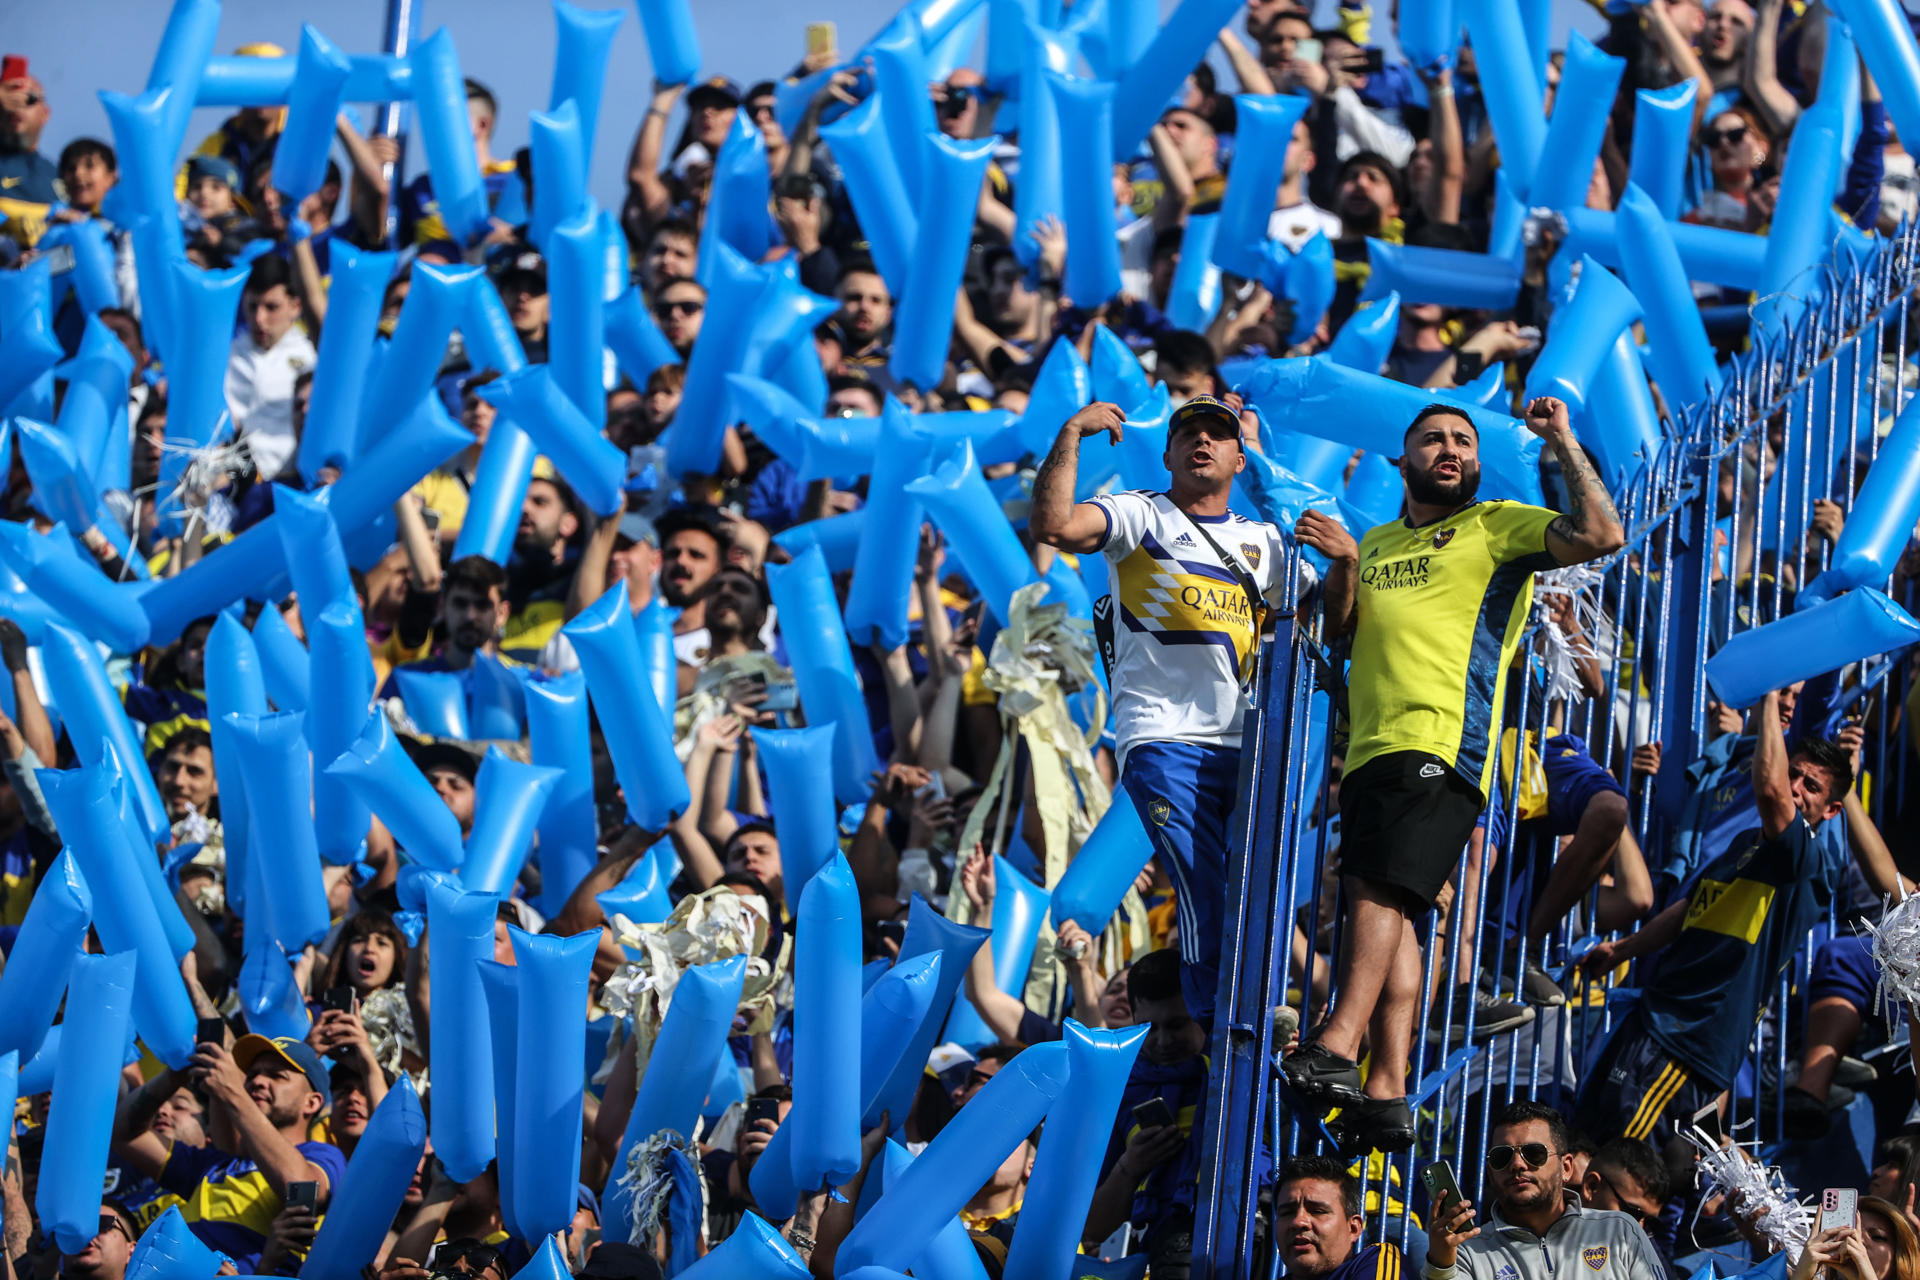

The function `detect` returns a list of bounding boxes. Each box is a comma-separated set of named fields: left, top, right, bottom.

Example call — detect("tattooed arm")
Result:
left=1029, top=401, right=1126, bottom=554
left=1525, top=396, right=1626, bottom=564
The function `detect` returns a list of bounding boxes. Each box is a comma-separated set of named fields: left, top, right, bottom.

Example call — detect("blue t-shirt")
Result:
left=159, top=1138, right=349, bottom=1270
left=1642, top=814, right=1835, bottom=1090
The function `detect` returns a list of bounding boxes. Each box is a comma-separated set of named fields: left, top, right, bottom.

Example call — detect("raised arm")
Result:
left=1420, top=66, right=1465, bottom=226
left=1744, top=0, right=1800, bottom=138
left=1218, top=28, right=1278, bottom=95
left=1148, top=123, right=1195, bottom=231
left=567, top=511, right=620, bottom=621
left=1294, top=510, right=1359, bottom=637
left=1527, top=397, right=1626, bottom=564
left=1751, top=687, right=1796, bottom=840
left=1029, top=402, right=1126, bottom=554
left=627, top=83, right=682, bottom=226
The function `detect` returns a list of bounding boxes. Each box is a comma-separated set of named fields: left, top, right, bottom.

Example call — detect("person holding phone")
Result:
left=1791, top=1202, right=1920, bottom=1280
left=1426, top=1102, right=1665, bottom=1280
left=109, top=1034, right=344, bottom=1269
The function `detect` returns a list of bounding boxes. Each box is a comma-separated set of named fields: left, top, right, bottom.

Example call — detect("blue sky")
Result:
left=12, top=0, right=1605, bottom=213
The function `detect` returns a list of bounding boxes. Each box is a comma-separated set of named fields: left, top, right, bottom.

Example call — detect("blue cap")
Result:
left=1170, top=394, right=1243, bottom=442
left=232, top=1034, right=330, bottom=1095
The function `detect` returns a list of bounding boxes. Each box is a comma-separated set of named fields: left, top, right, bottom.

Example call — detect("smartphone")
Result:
left=915, top=772, right=947, bottom=802
left=1820, top=1188, right=1860, bottom=1234
left=37, top=243, right=75, bottom=276
left=196, top=1016, right=225, bottom=1045
left=321, top=986, right=357, bottom=1014
left=876, top=919, right=908, bottom=947
left=1132, top=1098, right=1176, bottom=1131
left=761, top=680, right=800, bottom=712
left=1690, top=1099, right=1724, bottom=1147
left=1295, top=38, right=1323, bottom=65
left=806, top=21, right=837, bottom=57
left=1422, top=1160, right=1463, bottom=1210
left=1359, top=47, right=1386, bottom=74
left=745, top=1096, right=782, bottom=1129
left=285, top=1181, right=320, bottom=1213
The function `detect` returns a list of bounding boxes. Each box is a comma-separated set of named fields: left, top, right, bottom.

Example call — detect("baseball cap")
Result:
left=232, top=1034, right=330, bottom=1094
left=614, top=512, right=658, bottom=549
left=187, top=154, right=242, bottom=191
left=403, top=736, right=482, bottom=783
left=1170, top=394, right=1243, bottom=442
left=686, top=76, right=742, bottom=110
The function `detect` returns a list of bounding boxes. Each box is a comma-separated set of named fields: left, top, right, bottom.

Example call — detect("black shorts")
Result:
left=1338, top=750, right=1482, bottom=909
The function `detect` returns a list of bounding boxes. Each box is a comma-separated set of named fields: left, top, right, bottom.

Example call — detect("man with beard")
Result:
left=657, top=508, right=732, bottom=668
left=1030, top=396, right=1288, bottom=1027
left=503, top=475, right=583, bottom=662
left=834, top=260, right=894, bottom=370
left=1284, top=398, right=1624, bottom=1155
left=1330, top=151, right=1406, bottom=330
left=111, top=1035, right=345, bottom=1268
left=1426, top=1102, right=1664, bottom=1280
left=379, top=556, right=513, bottom=699
left=1270, top=1157, right=1403, bottom=1280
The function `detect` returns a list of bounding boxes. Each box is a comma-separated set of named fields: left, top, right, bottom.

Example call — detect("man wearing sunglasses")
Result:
left=1426, top=1102, right=1664, bottom=1280
left=60, top=1205, right=138, bottom=1280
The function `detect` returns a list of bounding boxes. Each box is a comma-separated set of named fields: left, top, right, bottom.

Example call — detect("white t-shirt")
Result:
left=225, top=326, right=317, bottom=480
left=1089, top=490, right=1287, bottom=765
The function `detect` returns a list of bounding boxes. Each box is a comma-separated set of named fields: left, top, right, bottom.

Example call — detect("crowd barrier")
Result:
left=1194, top=219, right=1920, bottom=1278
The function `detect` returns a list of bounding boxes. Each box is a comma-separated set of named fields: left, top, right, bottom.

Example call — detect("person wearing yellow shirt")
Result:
left=1283, top=396, right=1624, bottom=1156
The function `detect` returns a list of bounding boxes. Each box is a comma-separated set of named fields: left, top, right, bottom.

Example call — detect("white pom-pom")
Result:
left=1864, top=892, right=1920, bottom=1015
left=1686, top=1126, right=1814, bottom=1262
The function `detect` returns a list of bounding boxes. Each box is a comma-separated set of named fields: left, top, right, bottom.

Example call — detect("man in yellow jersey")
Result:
left=1284, top=396, right=1623, bottom=1155
left=1031, top=395, right=1288, bottom=1025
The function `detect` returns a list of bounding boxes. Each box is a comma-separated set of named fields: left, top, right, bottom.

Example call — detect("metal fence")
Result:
left=1193, top=218, right=1920, bottom=1280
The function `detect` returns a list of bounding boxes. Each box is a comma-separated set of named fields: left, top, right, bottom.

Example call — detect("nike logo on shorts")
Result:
left=1419, top=762, right=1444, bottom=779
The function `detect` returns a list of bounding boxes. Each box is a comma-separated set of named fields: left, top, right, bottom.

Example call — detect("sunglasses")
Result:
left=1591, top=1170, right=1659, bottom=1226
left=654, top=299, right=703, bottom=318
left=98, top=1215, right=132, bottom=1240
left=748, top=100, right=776, bottom=120
left=1489, top=1142, right=1551, bottom=1171
left=1705, top=124, right=1749, bottom=148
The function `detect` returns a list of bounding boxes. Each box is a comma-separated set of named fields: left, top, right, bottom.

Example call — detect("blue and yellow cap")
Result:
left=1170, top=394, right=1242, bottom=441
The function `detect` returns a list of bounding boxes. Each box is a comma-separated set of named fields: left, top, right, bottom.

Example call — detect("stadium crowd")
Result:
left=0, top=0, right=1918, bottom=1277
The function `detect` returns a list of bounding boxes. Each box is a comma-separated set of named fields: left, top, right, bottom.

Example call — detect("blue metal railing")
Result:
left=1194, top=219, right=1920, bottom=1278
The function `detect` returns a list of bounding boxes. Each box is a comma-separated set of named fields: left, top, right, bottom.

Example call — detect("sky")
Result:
left=10, top=0, right=1607, bottom=214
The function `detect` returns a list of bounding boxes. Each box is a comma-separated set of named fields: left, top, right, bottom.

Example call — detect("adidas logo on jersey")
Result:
left=1173, top=532, right=1196, bottom=547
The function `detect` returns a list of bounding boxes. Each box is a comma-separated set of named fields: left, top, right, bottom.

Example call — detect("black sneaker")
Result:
left=1280, top=1041, right=1366, bottom=1108
left=1781, top=1086, right=1833, bottom=1141
left=1331, top=1096, right=1417, bottom=1157
left=1427, top=982, right=1536, bottom=1047
left=1482, top=951, right=1567, bottom=1007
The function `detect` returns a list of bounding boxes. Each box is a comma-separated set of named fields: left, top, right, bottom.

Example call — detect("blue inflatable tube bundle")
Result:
left=790, top=856, right=865, bottom=1191
left=461, top=749, right=563, bottom=896
left=36, top=950, right=138, bottom=1255
left=425, top=880, right=500, bottom=1182
left=892, top=132, right=1001, bottom=389
left=224, top=711, right=332, bottom=953
left=523, top=670, right=600, bottom=917
left=0, top=853, right=91, bottom=1062
left=1705, top=588, right=1920, bottom=708
left=604, top=954, right=749, bottom=1234
left=1214, top=95, right=1313, bottom=279
left=561, top=581, right=690, bottom=829
left=506, top=927, right=599, bottom=1241
left=300, top=1077, right=428, bottom=1280
left=1004, top=1021, right=1150, bottom=1280
left=765, top=547, right=885, bottom=805
left=839, top=1041, right=1072, bottom=1272
left=324, top=710, right=467, bottom=871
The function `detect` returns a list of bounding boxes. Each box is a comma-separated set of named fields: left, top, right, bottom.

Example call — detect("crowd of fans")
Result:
left=0, top=0, right=1918, bottom=1277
